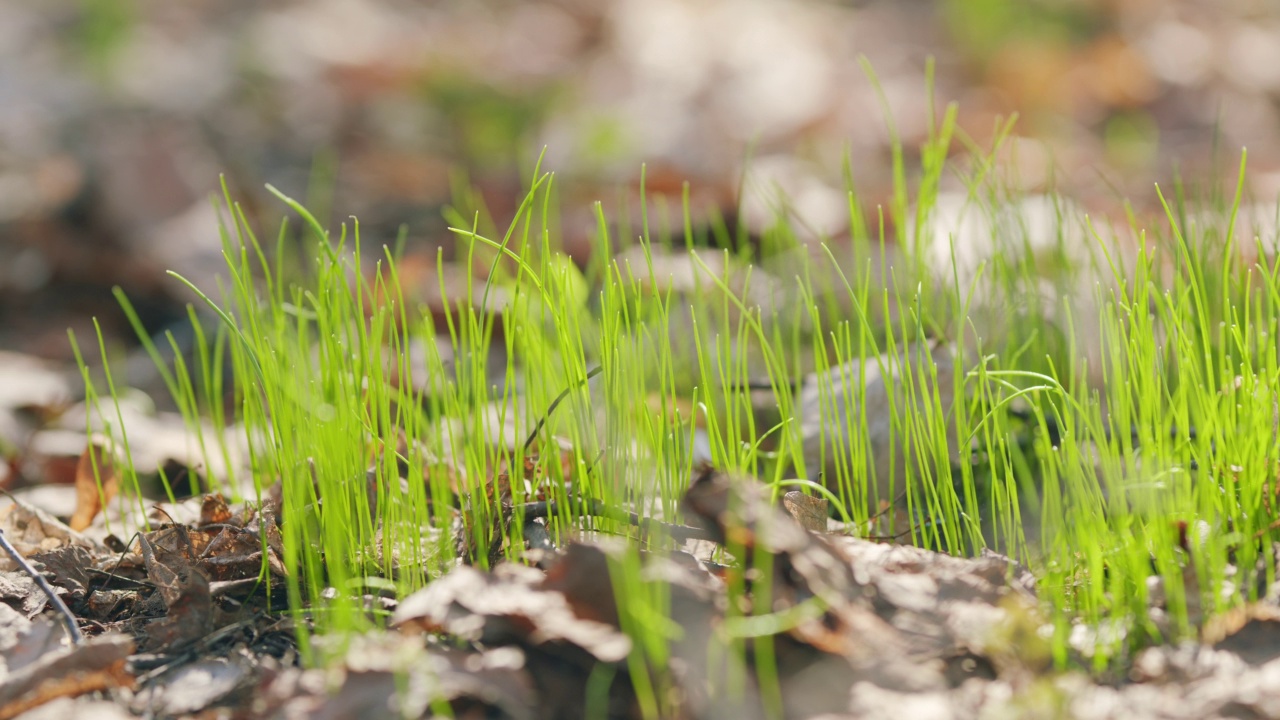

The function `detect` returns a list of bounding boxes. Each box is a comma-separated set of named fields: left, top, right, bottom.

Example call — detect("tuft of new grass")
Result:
left=78, top=111, right=1280, bottom=685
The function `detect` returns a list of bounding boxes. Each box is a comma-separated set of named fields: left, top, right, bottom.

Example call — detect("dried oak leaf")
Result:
left=542, top=543, right=748, bottom=720
left=456, top=472, right=515, bottom=567
left=396, top=561, right=640, bottom=717
left=84, top=589, right=140, bottom=624
left=3, top=617, right=62, bottom=676
left=0, top=352, right=72, bottom=416
left=682, top=467, right=865, bottom=607
left=69, top=440, right=118, bottom=532
left=197, top=526, right=288, bottom=583
left=7, top=698, right=133, bottom=720
left=826, top=537, right=1042, bottom=667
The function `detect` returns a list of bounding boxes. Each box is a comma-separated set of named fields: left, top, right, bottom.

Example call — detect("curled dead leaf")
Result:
left=69, top=440, right=118, bottom=532
left=198, top=494, right=231, bottom=527
left=0, top=633, right=134, bottom=720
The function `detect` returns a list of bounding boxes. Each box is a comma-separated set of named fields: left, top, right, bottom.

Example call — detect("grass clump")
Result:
left=75, top=100, right=1280, bottom=688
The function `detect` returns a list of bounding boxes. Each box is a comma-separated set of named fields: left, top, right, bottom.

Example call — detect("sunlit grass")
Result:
left=74, top=93, right=1280, bottom=697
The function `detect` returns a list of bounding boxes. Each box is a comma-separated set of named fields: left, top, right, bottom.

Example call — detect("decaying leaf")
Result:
left=69, top=440, right=118, bottom=532
left=0, top=352, right=72, bottom=417
left=0, top=572, right=46, bottom=619
left=136, top=533, right=214, bottom=650
left=131, top=654, right=254, bottom=717
left=782, top=490, right=828, bottom=532
left=683, top=468, right=944, bottom=698
left=0, top=501, right=97, bottom=571
left=0, top=632, right=133, bottom=720
left=199, top=493, right=232, bottom=527
left=144, top=494, right=289, bottom=585
left=394, top=558, right=649, bottom=720
left=455, top=472, right=515, bottom=567
left=1205, top=604, right=1280, bottom=665
left=27, top=545, right=93, bottom=605
left=4, top=697, right=133, bottom=720
left=394, top=563, right=631, bottom=663
left=258, top=638, right=537, bottom=720
left=540, top=542, right=757, bottom=720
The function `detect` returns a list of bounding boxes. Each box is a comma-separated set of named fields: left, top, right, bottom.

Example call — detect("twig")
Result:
left=135, top=615, right=262, bottom=685
left=862, top=525, right=924, bottom=542
left=864, top=488, right=908, bottom=523
left=522, top=365, right=603, bottom=452
left=87, top=530, right=145, bottom=601
left=517, top=498, right=714, bottom=543
left=0, top=528, right=84, bottom=644
left=85, top=568, right=155, bottom=590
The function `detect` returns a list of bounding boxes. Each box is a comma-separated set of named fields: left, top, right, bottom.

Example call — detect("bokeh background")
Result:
left=2, top=0, right=1277, bottom=361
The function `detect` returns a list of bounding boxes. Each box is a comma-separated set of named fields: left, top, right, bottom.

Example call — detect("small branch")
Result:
left=518, top=498, right=714, bottom=543
left=85, top=568, right=155, bottom=590
left=523, top=365, right=604, bottom=453
left=0, top=528, right=84, bottom=644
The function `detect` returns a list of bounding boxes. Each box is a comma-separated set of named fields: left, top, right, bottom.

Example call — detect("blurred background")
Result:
left=1, top=0, right=1277, bottom=360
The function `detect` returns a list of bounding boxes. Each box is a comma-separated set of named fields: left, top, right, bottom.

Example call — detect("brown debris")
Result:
left=199, top=493, right=233, bottom=527
left=140, top=495, right=289, bottom=585
left=389, top=470, right=1054, bottom=717
left=1205, top=604, right=1280, bottom=666
left=395, top=563, right=631, bottom=663
left=395, top=560, right=643, bottom=719
left=0, top=573, right=46, bottom=618
left=253, top=638, right=538, bottom=720
left=27, top=545, right=93, bottom=601
left=0, top=500, right=98, bottom=570
left=781, top=490, right=828, bottom=533
left=136, top=533, right=214, bottom=650
left=8, top=457, right=1280, bottom=718
left=0, top=632, right=133, bottom=720
left=456, top=471, right=515, bottom=568
left=539, top=542, right=622, bottom=628
left=68, top=440, right=119, bottom=532
left=132, top=653, right=256, bottom=717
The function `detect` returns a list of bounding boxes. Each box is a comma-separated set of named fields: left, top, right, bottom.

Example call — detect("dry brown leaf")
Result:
left=0, top=502, right=96, bottom=570
left=0, top=633, right=134, bottom=720
left=69, top=440, right=118, bottom=532
left=782, top=490, right=828, bottom=533
left=1205, top=604, right=1280, bottom=665
left=198, top=493, right=231, bottom=527
left=393, top=564, right=632, bottom=663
